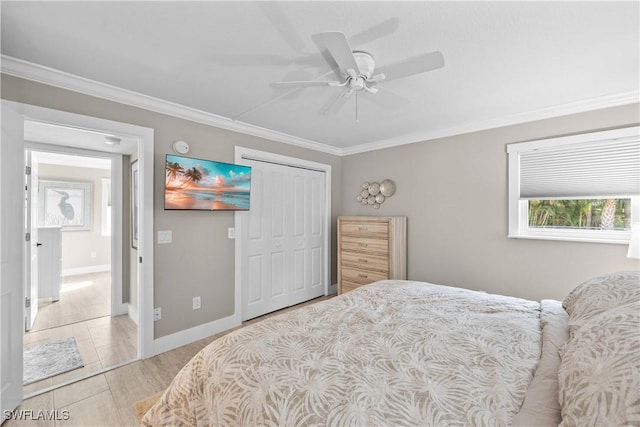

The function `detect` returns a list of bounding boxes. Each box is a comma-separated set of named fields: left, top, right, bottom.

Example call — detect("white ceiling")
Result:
left=2, top=1, right=639, bottom=155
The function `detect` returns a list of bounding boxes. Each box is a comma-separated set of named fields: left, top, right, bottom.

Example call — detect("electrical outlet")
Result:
left=192, top=296, right=201, bottom=310
left=154, top=307, right=161, bottom=321
left=91, top=251, right=97, bottom=258
left=228, top=227, right=235, bottom=239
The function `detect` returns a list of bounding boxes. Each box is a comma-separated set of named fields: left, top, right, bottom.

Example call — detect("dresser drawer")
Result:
left=341, top=251, right=389, bottom=273
left=341, top=221, right=389, bottom=236
left=341, top=267, right=388, bottom=285
left=340, top=280, right=363, bottom=294
left=340, top=235, right=388, bottom=255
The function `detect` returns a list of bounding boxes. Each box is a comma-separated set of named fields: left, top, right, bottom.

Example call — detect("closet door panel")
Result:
left=247, top=255, right=263, bottom=304
left=243, top=163, right=289, bottom=319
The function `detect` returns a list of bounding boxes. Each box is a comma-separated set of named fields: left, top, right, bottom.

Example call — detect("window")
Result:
left=507, top=126, right=640, bottom=244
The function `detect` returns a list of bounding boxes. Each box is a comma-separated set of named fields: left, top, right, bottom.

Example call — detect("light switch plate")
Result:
left=157, top=230, right=172, bottom=244
left=228, top=227, right=235, bottom=239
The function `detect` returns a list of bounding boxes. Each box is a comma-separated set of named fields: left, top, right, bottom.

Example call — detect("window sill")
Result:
left=508, top=233, right=630, bottom=245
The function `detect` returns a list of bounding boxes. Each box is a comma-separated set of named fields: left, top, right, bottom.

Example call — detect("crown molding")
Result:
left=340, top=90, right=640, bottom=156
left=3, top=55, right=637, bottom=158
left=0, top=55, right=342, bottom=156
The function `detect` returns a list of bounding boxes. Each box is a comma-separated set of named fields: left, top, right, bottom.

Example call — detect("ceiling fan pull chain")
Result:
left=355, top=91, right=359, bottom=123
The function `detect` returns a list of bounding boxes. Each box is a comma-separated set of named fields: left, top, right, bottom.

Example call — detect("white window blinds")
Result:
left=508, top=126, right=640, bottom=199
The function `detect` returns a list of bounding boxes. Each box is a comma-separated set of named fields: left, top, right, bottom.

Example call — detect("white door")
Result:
left=24, top=150, right=39, bottom=331
left=289, top=168, right=325, bottom=306
left=1, top=101, right=25, bottom=418
left=241, top=162, right=289, bottom=320
left=241, top=160, right=325, bottom=320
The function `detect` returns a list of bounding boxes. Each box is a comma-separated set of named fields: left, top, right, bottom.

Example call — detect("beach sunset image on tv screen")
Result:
left=164, top=154, right=252, bottom=211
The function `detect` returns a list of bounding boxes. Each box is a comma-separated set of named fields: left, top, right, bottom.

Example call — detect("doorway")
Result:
left=22, top=148, right=137, bottom=395
left=1, top=99, right=155, bottom=417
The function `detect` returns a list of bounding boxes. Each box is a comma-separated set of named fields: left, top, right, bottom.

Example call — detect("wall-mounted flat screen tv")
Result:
left=165, top=154, right=251, bottom=211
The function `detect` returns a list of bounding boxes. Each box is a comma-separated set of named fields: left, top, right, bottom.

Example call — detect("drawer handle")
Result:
left=358, top=226, right=368, bottom=231
left=358, top=258, right=368, bottom=263
left=358, top=243, right=368, bottom=247
left=358, top=274, right=368, bottom=279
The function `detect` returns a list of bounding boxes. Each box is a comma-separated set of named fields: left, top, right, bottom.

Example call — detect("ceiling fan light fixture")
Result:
left=352, top=51, right=375, bottom=79
left=350, top=77, right=365, bottom=91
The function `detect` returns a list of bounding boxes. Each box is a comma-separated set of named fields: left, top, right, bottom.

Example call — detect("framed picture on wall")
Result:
left=38, top=180, right=93, bottom=231
left=131, top=160, right=139, bottom=249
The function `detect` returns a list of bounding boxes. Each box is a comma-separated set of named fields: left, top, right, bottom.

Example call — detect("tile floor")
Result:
left=23, top=272, right=138, bottom=396
left=31, top=272, right=112, bottom=332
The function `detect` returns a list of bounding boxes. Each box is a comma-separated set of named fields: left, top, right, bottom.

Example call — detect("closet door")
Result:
left=289, top=168, right=325, bottom=306
left=240, top=161, right=325, bottom=320
left=242, top=161, right=290, bottom=320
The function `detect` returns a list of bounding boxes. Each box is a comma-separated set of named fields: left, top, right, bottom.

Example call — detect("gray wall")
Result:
left=2, top=74, right=342, bottom=338
left=341, top=104, right=640, bottom=301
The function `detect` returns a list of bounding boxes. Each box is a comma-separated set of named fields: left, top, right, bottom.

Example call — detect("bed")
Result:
left=142, top=271, right=639, bottom=426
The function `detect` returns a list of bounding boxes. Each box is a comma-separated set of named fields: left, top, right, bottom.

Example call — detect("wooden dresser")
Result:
left=338, top=216, right=407, bottom=294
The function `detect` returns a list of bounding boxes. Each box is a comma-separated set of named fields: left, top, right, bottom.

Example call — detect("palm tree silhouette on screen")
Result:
left=183, top=167, right=203, bottom=187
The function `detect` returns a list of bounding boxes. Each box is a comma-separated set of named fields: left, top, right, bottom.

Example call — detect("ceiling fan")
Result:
left=272, top=31, right=445, bottom=116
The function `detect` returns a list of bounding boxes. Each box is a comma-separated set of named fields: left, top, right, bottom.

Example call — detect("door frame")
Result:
left=24, top=149, right=39, bottom=331
left=234, top=146, right=332, bottom=323
left=25, top=142, right=126, bottom=319
left=1, top=100, right=155, bottom=360
left=1, top=100, right=26, bottom=418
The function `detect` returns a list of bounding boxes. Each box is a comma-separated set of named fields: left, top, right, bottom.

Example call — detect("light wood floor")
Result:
left=23, top=272, right=137, bottom=396
left=32, top=272, right=112, bottom=332
left=7, top=295, right=333, bottom=427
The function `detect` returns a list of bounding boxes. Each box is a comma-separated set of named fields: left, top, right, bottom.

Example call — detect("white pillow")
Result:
left=562, top=271, right=640, bottom=337
left=558, top=301, right=640, bottom=427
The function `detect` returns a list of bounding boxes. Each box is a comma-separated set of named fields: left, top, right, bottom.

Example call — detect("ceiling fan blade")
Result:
left=364, top=86, right=409, bottom=110
left=376, top=51, right=445, bottom=82
left=313, top=31, right=360, bottom=75
left=205, top=53, right=291, bottom=67
left=320, top=90, right=352, bottom=115
left=237, top=69, right=337, bottom=120
left=272, top=80, right=342, bottom=88
left=368, top=73, right=386, bottom=83
left=349, top=17, right=400, bottom=46
left=257, top=2, right=308, bottom=54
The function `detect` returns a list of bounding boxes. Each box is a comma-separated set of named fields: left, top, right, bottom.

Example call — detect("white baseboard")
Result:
left=111, top=301, right=128, bottom=316
left=127, top=303, right=139, bottom=326
left=151, top=313, right=241, bottom=357
left=61, top=264, right=111, bottom=277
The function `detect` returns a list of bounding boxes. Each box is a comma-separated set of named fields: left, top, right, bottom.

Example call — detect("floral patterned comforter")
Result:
left=142, top=280, right=542, bottom=426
